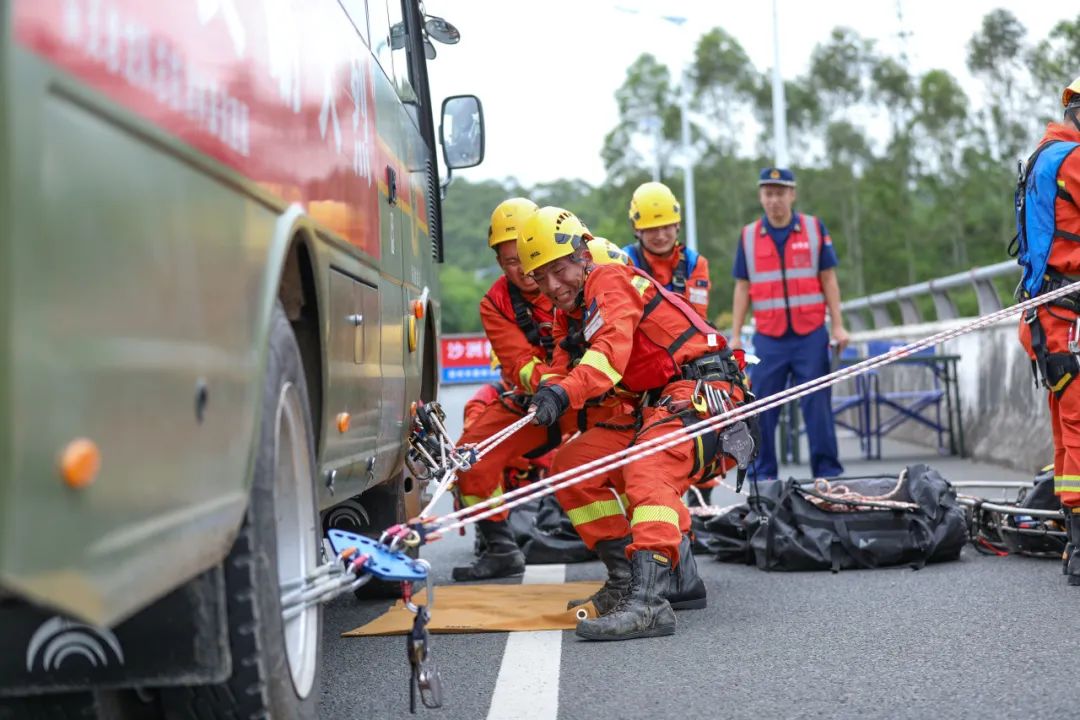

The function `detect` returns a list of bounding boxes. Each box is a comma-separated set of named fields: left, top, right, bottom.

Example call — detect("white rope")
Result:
left=415, top=411, right=535, bottom=519
left=422, top=282, right=1078, bottom=537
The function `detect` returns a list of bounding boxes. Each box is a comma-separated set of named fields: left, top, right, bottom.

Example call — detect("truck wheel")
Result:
left=166, top=304, right=322, bottom=719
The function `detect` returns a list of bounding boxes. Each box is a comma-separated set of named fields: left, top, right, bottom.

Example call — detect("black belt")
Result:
left=680, top=351, right=742, bottom=382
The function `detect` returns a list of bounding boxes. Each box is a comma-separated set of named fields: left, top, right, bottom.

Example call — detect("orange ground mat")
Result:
left=343, top=581, right=603, bottom=636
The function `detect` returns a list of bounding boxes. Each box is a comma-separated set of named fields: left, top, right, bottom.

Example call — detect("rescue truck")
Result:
left=0, top=1, right=482, bottom=716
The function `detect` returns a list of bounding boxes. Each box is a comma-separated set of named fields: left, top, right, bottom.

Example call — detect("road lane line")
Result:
left=486, top=564, right=566, bottom=720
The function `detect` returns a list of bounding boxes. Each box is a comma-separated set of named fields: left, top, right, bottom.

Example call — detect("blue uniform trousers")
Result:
left=749, top=326, right=844, bottom=479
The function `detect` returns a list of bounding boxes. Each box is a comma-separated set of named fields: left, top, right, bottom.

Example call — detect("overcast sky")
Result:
left=424, top=0, right=1064, bottom=186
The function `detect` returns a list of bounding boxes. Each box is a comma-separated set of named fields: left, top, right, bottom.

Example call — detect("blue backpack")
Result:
left=623, top=243, right=699, bottom=294
left=1011, top=140, right=1080, bottom=298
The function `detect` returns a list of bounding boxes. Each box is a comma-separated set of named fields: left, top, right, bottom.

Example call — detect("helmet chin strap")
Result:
left=1068, top=106, right=1080, bottom=134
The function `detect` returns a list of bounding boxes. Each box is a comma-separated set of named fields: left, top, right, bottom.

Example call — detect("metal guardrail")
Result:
left=840, top=260, right=1019, bottom=331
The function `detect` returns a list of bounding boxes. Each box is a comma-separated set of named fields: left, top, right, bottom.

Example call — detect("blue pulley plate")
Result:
left=326, top=529, right=428, bottom=582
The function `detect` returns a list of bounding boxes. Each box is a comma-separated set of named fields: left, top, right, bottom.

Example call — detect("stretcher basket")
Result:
left=953, top=472, right=1066, bottom=558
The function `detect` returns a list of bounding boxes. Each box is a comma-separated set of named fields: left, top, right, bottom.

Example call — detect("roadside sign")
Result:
left=440, top=334, right=501, bottom=384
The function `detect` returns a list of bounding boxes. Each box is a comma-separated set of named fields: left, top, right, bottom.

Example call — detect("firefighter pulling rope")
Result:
left=312, top=277, right=1080, bottom=710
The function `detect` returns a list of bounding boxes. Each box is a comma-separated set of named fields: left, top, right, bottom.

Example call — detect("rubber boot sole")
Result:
left=574, top=623, right=676, bottom=641
left=451, top=566, right=525, bottom=582
left=666, top=595, right=707, bottom=611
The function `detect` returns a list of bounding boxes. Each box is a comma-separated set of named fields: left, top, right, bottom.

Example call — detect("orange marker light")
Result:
left=412, top=300, right=424, bottom=319
left=60, top=438, right=101, bottom=489
left=336, top=412, right=351, bottom=433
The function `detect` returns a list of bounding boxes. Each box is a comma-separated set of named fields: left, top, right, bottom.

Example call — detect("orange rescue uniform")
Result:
left=626, top=245, right=711, bottom=319
left=1018, top=122, right=1080, bottom=508
left=455, top=277, right=557, bottom=520
left=544, top=263, right=747, bottom=564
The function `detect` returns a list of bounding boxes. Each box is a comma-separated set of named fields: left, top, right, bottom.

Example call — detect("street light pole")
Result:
left=770, top=0, right=790, bottom=167
left=679, top=77, right=697, bottom=252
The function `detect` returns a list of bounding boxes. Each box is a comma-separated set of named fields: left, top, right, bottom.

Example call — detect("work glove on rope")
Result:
left=529, top=384, right=569, bottom=426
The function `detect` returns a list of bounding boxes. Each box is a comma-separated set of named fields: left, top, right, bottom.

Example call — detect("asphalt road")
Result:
left=318, top=385, right=1073, bottom=720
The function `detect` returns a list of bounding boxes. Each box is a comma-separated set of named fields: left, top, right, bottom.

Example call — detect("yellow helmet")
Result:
left=628, top=181, right=681, bottom=231
left=517, top=206, right=591, bottom=275
left=586, top=237, right=630, bottom=266
left=488, top=197, right=539, bottom=247
left=1064, top=77, right=1080, bottom=109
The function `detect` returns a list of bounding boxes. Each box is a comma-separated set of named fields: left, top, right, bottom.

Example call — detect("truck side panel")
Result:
left=2, top=0, right=430, bottom=626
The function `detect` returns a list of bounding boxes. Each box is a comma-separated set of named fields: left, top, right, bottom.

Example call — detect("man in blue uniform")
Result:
left=729, top=168, right=848, bottom=479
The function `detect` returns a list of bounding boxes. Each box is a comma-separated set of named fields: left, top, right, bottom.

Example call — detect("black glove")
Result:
left=529, top=384, right=569, bottom=426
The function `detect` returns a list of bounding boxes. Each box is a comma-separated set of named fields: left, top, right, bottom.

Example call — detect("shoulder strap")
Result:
left=507, top=283, right=554, bottom=361
left=631, top=267, right=721, bottom=342
left=672, top=247, right=697, bottom=294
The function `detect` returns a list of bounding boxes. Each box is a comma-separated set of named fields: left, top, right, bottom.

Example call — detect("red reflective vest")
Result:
left=741, top=214, right=827, bottom=337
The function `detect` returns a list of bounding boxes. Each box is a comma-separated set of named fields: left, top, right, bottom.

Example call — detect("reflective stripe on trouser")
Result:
left=552, top=383, right=713, bottom=565
left=1021, top=310, right=1080, bottom=508
left=1050, top=391, right=1080, bottom=507
left=457, top=401, right=554, bottom=522
left=553, top=425, right=634, bottom=548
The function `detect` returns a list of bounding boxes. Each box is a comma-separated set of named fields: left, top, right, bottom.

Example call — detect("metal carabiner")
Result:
left=404, top=559, right=434, bottom=613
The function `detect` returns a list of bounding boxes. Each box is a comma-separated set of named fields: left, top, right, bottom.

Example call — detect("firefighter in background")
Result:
left=623, top=181, right=712, bottom=319
left=519, top=207, right=756, bottom=641
left=730, top=168, right=848, bottom=480
left=1016, top=77, right=1080, bottom=586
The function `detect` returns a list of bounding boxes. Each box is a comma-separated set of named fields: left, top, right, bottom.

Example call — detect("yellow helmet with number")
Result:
left=1064, top=77, right=1080, bottom=109
left=586, top=237, right=630, bottom=266
left=488, top=197, right=539, bottom=247
left=628, top=181, right=681, bottom=231
left=517, top=206, right=591, bottom=275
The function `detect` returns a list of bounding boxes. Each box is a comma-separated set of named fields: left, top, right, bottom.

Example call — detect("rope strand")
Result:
left=421, top=282, right=1077, bottom=536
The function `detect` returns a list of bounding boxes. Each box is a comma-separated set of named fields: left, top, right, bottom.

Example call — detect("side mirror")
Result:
left=424, top=16, right=461, bottom=45
left=440, top=95, right=485, bottom=170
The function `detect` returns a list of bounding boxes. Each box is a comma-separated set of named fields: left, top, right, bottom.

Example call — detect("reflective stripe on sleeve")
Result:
left=519, top=356, right=542, bottom=392
left=580, top=349, right=623, bottom=385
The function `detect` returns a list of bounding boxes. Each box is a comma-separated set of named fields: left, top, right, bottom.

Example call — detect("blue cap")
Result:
left=758, top=167, right=796, bottom=187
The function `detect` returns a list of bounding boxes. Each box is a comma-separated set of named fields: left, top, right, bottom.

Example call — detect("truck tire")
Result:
left=165, top=304, right=322, bottom=719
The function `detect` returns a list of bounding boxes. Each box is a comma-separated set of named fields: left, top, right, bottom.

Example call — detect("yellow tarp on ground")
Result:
left=343, top=581, right=603, bottom=637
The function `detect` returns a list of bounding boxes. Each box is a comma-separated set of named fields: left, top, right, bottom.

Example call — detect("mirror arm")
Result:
left=440, top=167, right=453, bottom=201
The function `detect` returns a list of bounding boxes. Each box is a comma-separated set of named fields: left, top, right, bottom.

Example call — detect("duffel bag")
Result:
left=748, top=464, right=967, bottom=572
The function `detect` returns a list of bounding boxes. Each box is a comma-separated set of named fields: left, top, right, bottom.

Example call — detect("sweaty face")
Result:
left=637, top=223, right=679, bottom=256
left=529, top=254, right=588, bottom=311
left=759, top=186, right=796, bottom=226
left=496, top=241, right=539, bottom=292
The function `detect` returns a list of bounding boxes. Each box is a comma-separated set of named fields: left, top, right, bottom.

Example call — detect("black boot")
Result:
left=575, top=551, right=677, bottom=641
left=567, top=536, right=632, bottom=615
left=452, top=519, right=525, bottom=581
left=665, top=535, right=707, bottom=610
left=1067, top=509, right=1080, bottom=586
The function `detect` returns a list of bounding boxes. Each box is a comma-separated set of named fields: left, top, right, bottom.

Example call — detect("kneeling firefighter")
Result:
left=453, top=202, right=629, bottom=581
left=518, top=207, right=757, bottom=640
left=1015, top=77, right=1080, bottom=586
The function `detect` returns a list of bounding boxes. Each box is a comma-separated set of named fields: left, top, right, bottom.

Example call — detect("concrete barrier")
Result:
left=849, top=318, right=1052, bottom=474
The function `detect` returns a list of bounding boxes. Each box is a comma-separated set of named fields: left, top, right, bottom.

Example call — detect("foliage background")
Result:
left=437, top=10, right=1080, bottom=334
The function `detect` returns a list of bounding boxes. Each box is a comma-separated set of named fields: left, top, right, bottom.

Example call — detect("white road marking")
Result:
left=485, top=564, right=567, bottom=720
